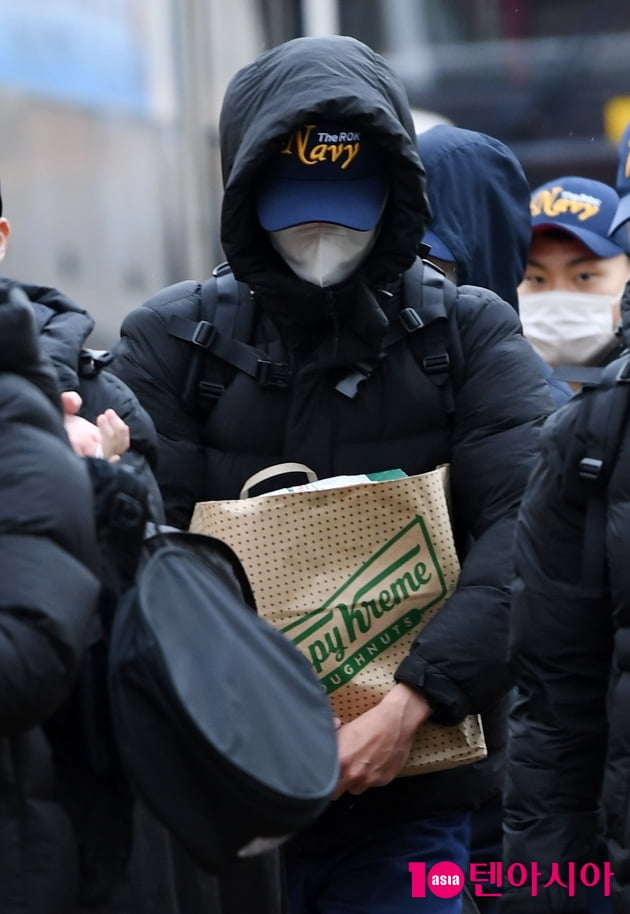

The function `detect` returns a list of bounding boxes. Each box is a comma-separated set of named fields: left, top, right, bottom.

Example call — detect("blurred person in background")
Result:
left=0, top=183, right=163, bottom=518
left=0, top=287, right=102, bottom=914
left=417, top=123, right=572, bottom=411
left=0, top=187, right=183, bottom=914
left=416, top=124, right=571, bottom=914
left=417, top=126, right=624, bottom=914
left=517, top=177, right=630, bottom=388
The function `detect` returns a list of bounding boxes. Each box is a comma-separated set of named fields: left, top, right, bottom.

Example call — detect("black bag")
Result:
left=108, top=527, right=339, bottom=873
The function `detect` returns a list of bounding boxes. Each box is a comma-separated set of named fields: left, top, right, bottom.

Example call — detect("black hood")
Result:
left=417, top=125, right=532, bottom=312
left=219, top=35, right=428, bottom=302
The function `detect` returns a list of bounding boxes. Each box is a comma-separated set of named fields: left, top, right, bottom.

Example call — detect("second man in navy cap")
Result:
left=518, top=176, right=630, bottom=381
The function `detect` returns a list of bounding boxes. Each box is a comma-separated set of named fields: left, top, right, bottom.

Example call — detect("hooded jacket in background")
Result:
left=418, top=124, right=572, bottom=408
left=417, top=125, right=530, bottom=311
left=111, top=34, right=553, bottom=842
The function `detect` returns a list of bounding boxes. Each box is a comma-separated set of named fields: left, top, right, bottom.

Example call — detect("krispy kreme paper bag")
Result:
left=190, top=466, right=486, bottom=776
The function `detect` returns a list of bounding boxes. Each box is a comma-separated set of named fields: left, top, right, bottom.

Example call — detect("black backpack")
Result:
left=166, top=257, right=462, bottom=418
left=561, top=353, right=630, bottom=593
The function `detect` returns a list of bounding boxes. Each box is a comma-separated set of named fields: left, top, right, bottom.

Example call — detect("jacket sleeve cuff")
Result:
left=394, top=654, right=472, bottom=725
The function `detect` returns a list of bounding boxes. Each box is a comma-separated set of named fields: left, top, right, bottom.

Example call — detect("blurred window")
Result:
left=339, top=0, right=630, bottom=46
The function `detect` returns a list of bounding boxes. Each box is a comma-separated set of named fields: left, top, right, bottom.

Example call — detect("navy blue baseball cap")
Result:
left=422, top=229, right=455, bottom=262
left=256, top=123, right=388, bottom=231
left=530, top=176, right=630, bottom=257
left=609, top=123, right=630, bottom=236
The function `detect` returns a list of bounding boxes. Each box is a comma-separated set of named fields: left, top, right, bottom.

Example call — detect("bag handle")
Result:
left=239, top=462, right=318, bottom=499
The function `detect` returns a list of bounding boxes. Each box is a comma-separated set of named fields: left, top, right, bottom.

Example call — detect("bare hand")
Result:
left=333, top=683, right=432, bottom=799
left=62, top=392, right=102, bottom=457
left=97, top=408, right=130, bottom=461
left=61, top=392, right=130, bottom=461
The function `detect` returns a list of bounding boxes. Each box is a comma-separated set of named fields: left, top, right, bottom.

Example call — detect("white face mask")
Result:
left=269, top=222, right=377, bottom=287
left=518, top=290, right=620, bottom=368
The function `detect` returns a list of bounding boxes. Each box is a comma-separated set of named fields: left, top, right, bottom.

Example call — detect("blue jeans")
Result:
left=286, top=812, right=472, bottom=914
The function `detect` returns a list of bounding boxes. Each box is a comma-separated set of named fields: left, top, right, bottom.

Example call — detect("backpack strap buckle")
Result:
left=79, top=348, right=113, bottom=377
left=579, top=456, right=604, bottom=483
left=256, top=360, right=292, bottom=388
left=197, top=381, right=225, bottom=404
left=191, top=320, right=216, bottom=349
left=399, top=307, right=424, bottom=333
left=423, top=352, right=450, bottom=375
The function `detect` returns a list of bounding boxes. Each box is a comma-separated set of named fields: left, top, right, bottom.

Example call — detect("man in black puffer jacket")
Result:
left=500, top=337, right=630, bottom=913
left=110, top=35, right=554, bottom=914
left=0, top=287, right=102, bottom=914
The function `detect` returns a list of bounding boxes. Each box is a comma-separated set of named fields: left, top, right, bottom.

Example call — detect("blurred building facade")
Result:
left=1, top=0, right=628, bottom=345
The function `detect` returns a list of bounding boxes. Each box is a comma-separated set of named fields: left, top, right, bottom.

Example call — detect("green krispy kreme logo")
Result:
left=280, top=516, right=447, bottom=693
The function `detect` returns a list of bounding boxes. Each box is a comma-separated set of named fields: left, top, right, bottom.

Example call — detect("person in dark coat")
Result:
left=499, top=352, right=630, bottom=913
left=109, top=35, right=554, bottom=914
left=0, top=287, right=102, bottom=914
left=416, top=124, right=574, bottom=914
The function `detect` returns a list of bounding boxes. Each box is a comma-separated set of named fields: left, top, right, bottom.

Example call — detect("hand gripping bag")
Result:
left=108, top=529, right=339, bottom=872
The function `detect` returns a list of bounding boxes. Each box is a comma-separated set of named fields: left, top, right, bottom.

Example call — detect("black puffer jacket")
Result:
left=0, top=294, right=101, bottom=914
left=0, top=278, right=164, bottom=521
left=110, top=35, right=554, bottom=828
left=502, top=369, right=630, bottom=913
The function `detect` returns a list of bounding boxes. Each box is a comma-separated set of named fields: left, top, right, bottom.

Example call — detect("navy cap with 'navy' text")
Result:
left=256, top=123, right=388, bottom=232
left=530, top=176, right=630, bottom=257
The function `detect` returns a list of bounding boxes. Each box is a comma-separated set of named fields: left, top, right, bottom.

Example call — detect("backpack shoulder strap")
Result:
left=404, top=258, right=459, bottom=413
left=335, top=258, right=460, bottom=405
left=167, top=262, right=291, bottom=415
left=563, top=355, right=630, bottom=592
left=388, top=258, right=459, bottom=413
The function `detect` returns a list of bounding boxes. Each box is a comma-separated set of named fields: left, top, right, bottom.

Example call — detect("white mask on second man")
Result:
left=269, top=222, right=378, bottom=287
left=518, top=290, right=620, bottom=368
